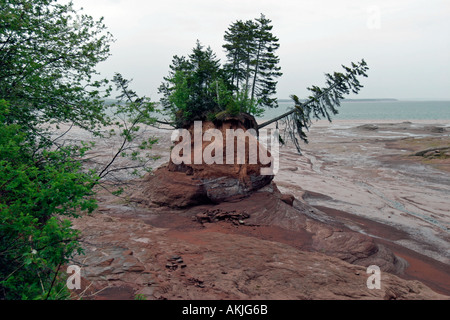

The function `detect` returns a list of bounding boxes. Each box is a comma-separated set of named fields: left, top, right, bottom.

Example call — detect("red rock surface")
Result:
left=133, top=115, right=274, bottom=206
left=66, top=119, right=450, bottom=300
left=69, top=182, right=448, bottom=300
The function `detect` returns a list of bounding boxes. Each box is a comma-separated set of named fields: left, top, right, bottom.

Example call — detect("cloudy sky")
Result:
left=72, top=0, right=450, bottom=100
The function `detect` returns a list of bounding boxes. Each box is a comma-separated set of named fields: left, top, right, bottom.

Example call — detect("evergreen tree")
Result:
left=222, top=14, right=282, bottom=113
left=188, top=40, right=222, bottom=117
left=158, top=55, right=191, bottom=119
left=222, top=19, right=259, bottom=114
left=159, top=41, right=230, bottom=127
left=223, top=20, right=243, bottom=89
left=250, top=14, right=282, bottom=109
left=258, top=60, right=369, bottom=154
left=159, top=15, right=368, bottom=145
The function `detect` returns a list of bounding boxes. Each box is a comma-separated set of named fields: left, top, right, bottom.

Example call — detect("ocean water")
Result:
left=260, top=100, right=450, bottom=121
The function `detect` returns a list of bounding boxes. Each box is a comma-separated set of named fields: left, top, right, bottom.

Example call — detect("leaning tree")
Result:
left=158, top=15, right=369, bottom=154
left=259, top=60, right=369, bottom=153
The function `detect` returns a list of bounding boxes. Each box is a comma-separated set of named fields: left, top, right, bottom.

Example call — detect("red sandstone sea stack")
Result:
left=133, top=114, right=275, bottom=207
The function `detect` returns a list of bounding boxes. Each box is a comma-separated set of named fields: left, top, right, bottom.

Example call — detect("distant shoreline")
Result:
left=276, top=98, right=399, bottom=103
left=106, top=98, right=450, bottom=105
left=256, top=118, right=450, bottom=127
left=341, top=98, right=398, bottom=102
left=269, top=100, right=450, bottom=121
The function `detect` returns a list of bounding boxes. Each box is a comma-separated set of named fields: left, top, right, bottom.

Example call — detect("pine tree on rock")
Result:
left=158, top=15, right=369, bottom=154
left=222, top=14, right=282, bottom=114
left=250, top=14, right=282, bottom=109
left=159, top=40, right=229, bottom=127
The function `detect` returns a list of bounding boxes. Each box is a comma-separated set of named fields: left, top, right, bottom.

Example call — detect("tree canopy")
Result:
left=223, top=14, right=282, bottom=111
left=0, top=0, right=156, bottom=299
left=259, top=60, right=369, bottom=153
left=158, top=14, right=369, bottom=154
left=0, top=0, right=113, bottom=141
left=158, top=41, right=228, bottom=127
left=159, top=14, right=283, bottom=127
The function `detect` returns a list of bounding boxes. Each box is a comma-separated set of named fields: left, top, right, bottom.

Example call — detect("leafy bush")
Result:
left=0, top=100, right=98, bottom=299
left=0, top=0, right=158, bottom=300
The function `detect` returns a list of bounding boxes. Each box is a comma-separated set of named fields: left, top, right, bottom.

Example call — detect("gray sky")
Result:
left=73, top=0, right=450, bottom=100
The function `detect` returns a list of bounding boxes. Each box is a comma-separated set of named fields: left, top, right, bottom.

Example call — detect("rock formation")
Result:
left=70, top=205, right=448, bottom=300
left=75, top=115, right=448, bottom=300
left=132, top=114, right=274, bottom=207
left=131, top=114, right=407, bottom=275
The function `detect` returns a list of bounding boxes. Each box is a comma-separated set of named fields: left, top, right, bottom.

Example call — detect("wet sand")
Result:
left=315, top=205, right=450, bottom=296
left=272, top=119, right=450, bottom=295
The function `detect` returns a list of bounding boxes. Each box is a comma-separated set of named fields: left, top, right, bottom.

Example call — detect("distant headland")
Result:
left=277, top=98, right=399, bottom=103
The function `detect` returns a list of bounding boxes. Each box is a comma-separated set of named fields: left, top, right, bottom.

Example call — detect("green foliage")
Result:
left=0, top=0, right=113, bottom=142
left=223, top=14, right=282, bottom=110
left=159, top=15, right=281, bottom=127
left=0, top=1, right=156, bottom=300
left=223, top=19, right=256, bottom=91
left=259, top=60, right=369, bottom=153
left=158, top=14, right=367, bottom=141
left=0, top=100, right=98, bottom=299
left=159, top=41, right=230, bottom=127
left=134, top=293, right=147, bottom=300
left=97, top=73, right=158, bottom=181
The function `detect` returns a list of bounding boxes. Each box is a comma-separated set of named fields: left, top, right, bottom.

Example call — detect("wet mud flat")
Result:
left=58, top=120, right=450, bottom=299
left=274, top=120, right=450, bottom=294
